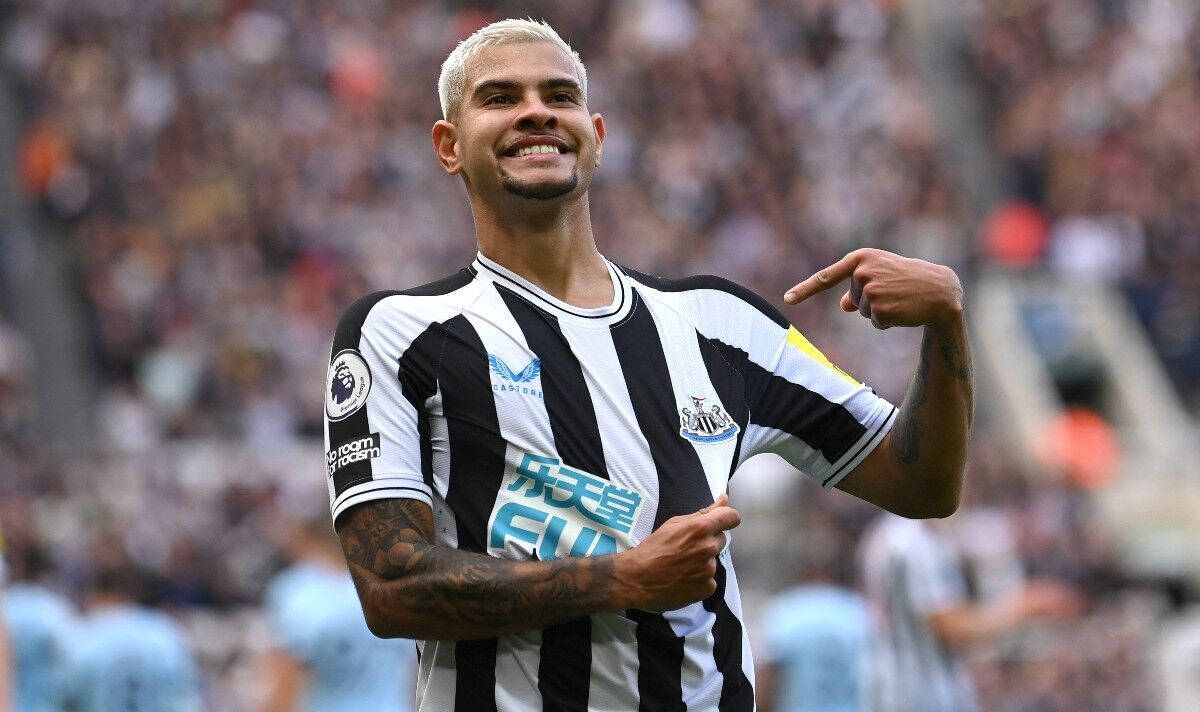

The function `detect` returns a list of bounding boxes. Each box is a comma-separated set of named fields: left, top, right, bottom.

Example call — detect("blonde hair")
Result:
left=438, top=18, right=588, bottom=120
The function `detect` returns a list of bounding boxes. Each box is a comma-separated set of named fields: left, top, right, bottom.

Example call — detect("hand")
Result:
left=783, top=248, right=964, bottom=329
left=615, top=494, right=741, bottom=612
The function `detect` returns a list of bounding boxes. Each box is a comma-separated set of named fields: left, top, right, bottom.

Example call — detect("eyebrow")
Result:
left=471, top=78, right=582, bottom=101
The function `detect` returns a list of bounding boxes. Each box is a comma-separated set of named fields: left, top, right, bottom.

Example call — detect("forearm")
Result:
left=890, top=310, right=973, bottom=514
left=338, top=499, right=627, bottom=640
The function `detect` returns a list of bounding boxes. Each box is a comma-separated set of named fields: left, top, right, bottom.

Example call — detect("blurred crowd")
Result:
left=967, top=0, right=1200, bottom=407
left=0, top=0, right=1196, bottom=708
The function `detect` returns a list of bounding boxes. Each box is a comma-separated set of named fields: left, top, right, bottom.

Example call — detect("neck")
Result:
left=471, top=194, right=612, bottom=308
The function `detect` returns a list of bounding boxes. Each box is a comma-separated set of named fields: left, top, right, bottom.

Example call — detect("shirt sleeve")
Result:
left=325, top=292, right=444, bottom=525
left=739, top=324, right=897, bottom=489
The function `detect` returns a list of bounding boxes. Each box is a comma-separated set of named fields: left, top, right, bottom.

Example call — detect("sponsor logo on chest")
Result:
left=487, top=452, right=647, bottom=560
left=488, top=353, right=544, bottom=399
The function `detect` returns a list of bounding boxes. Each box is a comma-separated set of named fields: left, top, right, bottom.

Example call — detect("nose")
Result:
left=514, top=93, right=557, bottom=131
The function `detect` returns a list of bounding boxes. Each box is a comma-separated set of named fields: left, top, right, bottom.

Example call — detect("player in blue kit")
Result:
left=63, top=565, right=202, bottom=712
left=262, top=514, right=416, bottom=711
left=3, top=547, right=75, bottom=712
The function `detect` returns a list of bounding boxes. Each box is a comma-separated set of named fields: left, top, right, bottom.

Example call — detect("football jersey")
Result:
left=323, top=252, right=897, bottom=711
left=759, top=584, right=871, bottom=712
left=858, top=516, right=978, bottom=712
left=265, top=562, right=416, bottom=711
left=3, top=584, right=75, bottom=712
left=64, top=605, right=202, bottom=712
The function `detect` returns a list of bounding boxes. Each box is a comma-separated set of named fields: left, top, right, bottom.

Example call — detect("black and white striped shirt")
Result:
left=323, top=252, right=897, bottom=711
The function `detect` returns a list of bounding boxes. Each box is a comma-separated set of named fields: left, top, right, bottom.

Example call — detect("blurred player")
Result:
left=327, top=18, right=971, bottom=710
left=63, top=564, right=202, bottom=712
left=2, top=545, right=73, bottom=712
left=261, top=514, right=415, bottom=711
left=858, top=514, right=1080, bottom=712
left=756, top=529, right=871, bottom=712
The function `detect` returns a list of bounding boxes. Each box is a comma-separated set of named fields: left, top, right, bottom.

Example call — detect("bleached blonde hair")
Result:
left=438, top=18, right=588, bottom=121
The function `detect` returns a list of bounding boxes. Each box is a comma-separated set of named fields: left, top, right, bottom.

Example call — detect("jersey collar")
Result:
left=470, top=251, right=633, bottom=327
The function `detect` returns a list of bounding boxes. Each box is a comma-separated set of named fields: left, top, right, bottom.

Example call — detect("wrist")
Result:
left=608, top=551, right=642, bottom=610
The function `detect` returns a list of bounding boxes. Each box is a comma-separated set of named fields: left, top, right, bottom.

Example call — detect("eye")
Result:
left=484, top=94, right=514, bottom=106
left=550, top=92, right=577, bottom=104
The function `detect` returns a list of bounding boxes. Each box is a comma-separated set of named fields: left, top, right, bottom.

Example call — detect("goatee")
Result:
left=501, top=173, right=579, bottom=200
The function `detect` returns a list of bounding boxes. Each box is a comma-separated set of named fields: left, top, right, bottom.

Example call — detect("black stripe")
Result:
left=612, top=292, right=713, bottom=710
left=696, top=335, right=749, bottom=480
left=328, top=290, right=404, bottom=497
left=499, top=287, right=602, bottom=712
left=438, top=314, right=504, bottom=712
left=628, top=610, right=685, bottom=712
left=708, top=339, right=868, bottom=465
left=822, top=406, right=896, bottom=487
left=618, top=266, right=789, bottom=329
left=397, top=324, right=444, bottom=489
left=703, top=562, right=753, bottom=711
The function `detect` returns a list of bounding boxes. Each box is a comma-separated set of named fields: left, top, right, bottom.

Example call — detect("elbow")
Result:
left=894, top=472, right=963, bottom=519
left=358, top=592, right=417, bottom=639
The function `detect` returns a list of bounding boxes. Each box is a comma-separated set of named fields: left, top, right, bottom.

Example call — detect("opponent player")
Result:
left=2, top=546, right=74, bottom=712
left=325, top=19, right=971, bottom=711
left=63, top=564, right=202, bottom=711
left=261, top=513, right=415, bottom=711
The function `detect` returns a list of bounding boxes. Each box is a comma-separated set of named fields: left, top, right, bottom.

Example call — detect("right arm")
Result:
left=337, top=495, right=741, bottom=640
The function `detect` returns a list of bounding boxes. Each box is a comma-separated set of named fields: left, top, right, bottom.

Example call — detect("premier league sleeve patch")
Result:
left=326, top=349, right=372, bottom=422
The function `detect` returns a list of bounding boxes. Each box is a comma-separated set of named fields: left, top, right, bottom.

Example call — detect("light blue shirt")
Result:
left=265, top=562, right=416, bottom=711
left=3, top=584, right=75, bottom=712
left=65, top=605, right=202, bottom=712
left=761, top=584, right=871, bottom=712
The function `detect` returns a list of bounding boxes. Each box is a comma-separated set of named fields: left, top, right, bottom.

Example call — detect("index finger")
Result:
left=783, top=251, right=862, bottom=305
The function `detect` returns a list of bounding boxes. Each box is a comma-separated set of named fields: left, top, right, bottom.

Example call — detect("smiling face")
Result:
left=434, top=41, right=604, bottom=207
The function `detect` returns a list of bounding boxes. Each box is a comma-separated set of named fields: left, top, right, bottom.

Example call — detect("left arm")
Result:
left=784, top=249, right=973, bottom=518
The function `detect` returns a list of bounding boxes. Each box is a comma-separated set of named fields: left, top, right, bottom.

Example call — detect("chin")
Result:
left=501, top=174, right=580, bottom=201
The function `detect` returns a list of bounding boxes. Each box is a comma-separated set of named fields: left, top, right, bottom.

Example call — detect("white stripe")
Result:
left=722, top=549, right=757, bottom=699
left=331, top=483, right=433, bottom=522
left=587, top=613, right=641, bottom=712
left=560, top=322, right=659, bottom=544
left=415, top=640, right=456, bottom=711
left=495, top=630, right=543, bottom=711
left=641, top=296, right=738, bottom=500
left=663, top=602, right=720, bottom=710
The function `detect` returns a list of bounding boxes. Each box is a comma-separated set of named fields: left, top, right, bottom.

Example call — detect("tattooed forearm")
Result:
left=337, top=499, right=617, bottom=640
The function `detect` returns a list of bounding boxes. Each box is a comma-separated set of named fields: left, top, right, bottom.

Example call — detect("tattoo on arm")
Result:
left=337, top=499, right=615, bottom=637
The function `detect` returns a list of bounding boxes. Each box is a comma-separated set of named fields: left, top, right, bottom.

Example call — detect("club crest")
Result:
left=326, top=349, right=371, bottom=421
left=679, top=395, right=739, bottom=444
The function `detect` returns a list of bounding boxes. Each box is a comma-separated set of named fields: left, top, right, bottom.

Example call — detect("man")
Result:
left=63, top=565, right=202, bottom=712
left=858, top=515, right=1079, bottom=712
left=755, top=527, right=872, bottom=712
left=2, top=546, right=74, bottom=712
left=325, top=19, right=972, bottom=711
left=261, top=514, right=415, bottom=711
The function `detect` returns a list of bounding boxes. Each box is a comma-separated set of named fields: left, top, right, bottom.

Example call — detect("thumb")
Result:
left=840, top=291, right=857, bottom=312
left=698, top=493, right=729, bottom=514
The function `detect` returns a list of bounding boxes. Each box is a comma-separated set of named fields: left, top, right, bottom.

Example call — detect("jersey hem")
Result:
left=331, top=478, right=435, bottom=524
left=821, top=405, right=898, bottom=489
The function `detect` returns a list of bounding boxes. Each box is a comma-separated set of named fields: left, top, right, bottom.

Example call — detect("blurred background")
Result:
left=1, top=0, right=1199, bottom=708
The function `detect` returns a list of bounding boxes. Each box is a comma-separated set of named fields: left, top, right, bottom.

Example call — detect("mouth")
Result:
left=502, top=137, right=571, bottom=160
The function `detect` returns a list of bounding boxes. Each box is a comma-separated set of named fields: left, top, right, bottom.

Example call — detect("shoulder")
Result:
left=618, top=266, right=789, bottom=329
left=335, top=270, right=478, bottom=337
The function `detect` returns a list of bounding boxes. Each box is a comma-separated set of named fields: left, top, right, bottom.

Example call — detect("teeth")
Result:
left=514, top=144, right=562, bottom=157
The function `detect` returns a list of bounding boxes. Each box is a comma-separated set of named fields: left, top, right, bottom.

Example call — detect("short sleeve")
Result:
left=324, top=292, right=443, bottom=524
left=739, top=325, right=897, bottom=489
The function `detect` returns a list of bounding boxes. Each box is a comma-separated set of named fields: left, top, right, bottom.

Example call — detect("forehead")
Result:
left=465, top=41, right=580, bottom=92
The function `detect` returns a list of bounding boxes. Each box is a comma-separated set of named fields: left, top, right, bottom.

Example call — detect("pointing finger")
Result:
left=783, top=251, right=863, bottom=305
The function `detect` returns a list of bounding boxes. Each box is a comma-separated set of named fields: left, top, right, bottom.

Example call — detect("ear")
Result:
left=591, top=113, right=606, bottom=168
left=432, top=120, right=463, bottom=175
